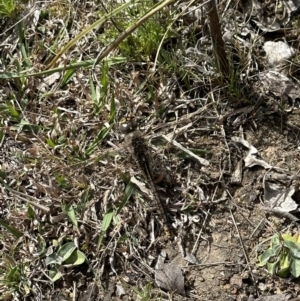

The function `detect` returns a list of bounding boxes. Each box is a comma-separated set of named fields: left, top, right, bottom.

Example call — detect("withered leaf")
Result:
left=155, top=262, right=185, bottom=296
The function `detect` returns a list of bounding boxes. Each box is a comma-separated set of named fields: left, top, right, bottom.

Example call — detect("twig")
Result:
left=260, top=206, right=299, bottom=222
left=162, top=135, right=209, bottom=166
left=230, top=210, right=257, bottom=293
left=2, top=185, right=50, bottom=213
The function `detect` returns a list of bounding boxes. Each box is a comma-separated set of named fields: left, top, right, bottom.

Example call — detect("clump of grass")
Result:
left=0, top=0, right=269, bottom=299
left=0, top=0, right=17, bottom=17
left=99, top=0, right=174, bottom=60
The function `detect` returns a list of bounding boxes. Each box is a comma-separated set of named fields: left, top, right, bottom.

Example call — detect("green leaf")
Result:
left=109, top=93, right=116, bottom=123
left=271, top=234, right=281, bottom=248
left=0, top=218, right=23, bottom=238
left=53, top=239, right=59, bottom=247
left=49, top=267, right=62, bottom=282
left=283, top=241, right=300, bottom=259
left=0, top=169, right=7, bottom=179
left=89, top=74, right=100, bottom=106
left=85, top=125, right=112, bottom=156
left=54, top=174, right=69, bottom=189
left=258, top=233, right=300, bottom=278
left=258, top=244, right=282, bottom=267
left=116, top=181, right=135, bottom=215
left=57, top=242, right=77, bottom=262
left=61, top=65, right=76, bottom=87
left=63, top=250, right=86, bottom=266
left=45, top=253, right=63, bottom=265
left=292, top=233, right=300, bottom=244
left=279, top=251, right=290, bottom=268
left=282, top=233, right=294, bottom=242
left=102, top=208, right=114, bottom=232
left=17, top=120, right=42, bottom=133
left=6, top=266, right=21, bottom=283
left=100, top=60, right=108, bottom=105
left=7, top=103, right=19, bottom=118
left=277, top=252, right=291, bottom=277
left=46, top=138, right=56, bottom=148
left=97, top=208, right=114, bottom=249
left=267, top=261, right=278, bottom=275
left=0, top=127, right=4, bottom=145
left=66, top=204, right=79, bottom=232
left=277, top=268, right=290, bottom=278
left=27, top=205, right=35, bottom=219
left=290, top=258, right=300, bottom=278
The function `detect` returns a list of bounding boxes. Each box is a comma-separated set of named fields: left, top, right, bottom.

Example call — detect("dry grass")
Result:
left=1, top=0, right=300, bottom=300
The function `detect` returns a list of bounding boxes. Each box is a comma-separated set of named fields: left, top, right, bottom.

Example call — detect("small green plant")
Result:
left=45, top=241, right=86, bottom=282
left=258, top=233, right=300, bottom=278
left=99, top=0, right=172, bottom=60
left=133, top=282, right=153, bottom=301
left=0, top=254, right=31, bottom=297
left=0, top=0, right=16, bottom=17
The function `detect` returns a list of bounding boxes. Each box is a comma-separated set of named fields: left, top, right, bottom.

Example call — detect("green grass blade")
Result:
left=89, top=74, right=100, bottom=106
left=47, top=0, right=137, bottom=69
left=97, top=208, right=114, bottom=249
left=0, top=219, right=23, bottom=238
left=17, top=22, right=30, bottom=68
left=116, top=181, right=135, bottom=215
left=109, top=93, right=116, bottom=123
left=66, top=204, right=79, bottom=233
left=60, top=67, right=77, bottom=87
left=100, top=60, right=109, bottom=105
left=84, top=125, right=112, bottom=156
left=0, top=57, right=126, bottom=79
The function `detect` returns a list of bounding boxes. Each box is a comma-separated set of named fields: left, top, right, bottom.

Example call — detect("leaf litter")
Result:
left=1, top=0, right=300, bottom=300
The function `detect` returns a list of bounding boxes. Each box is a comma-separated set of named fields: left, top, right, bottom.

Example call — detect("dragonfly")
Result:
left=112, top=128, right=174, bottom=236
left=123, top=128, right=175, bottom=237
